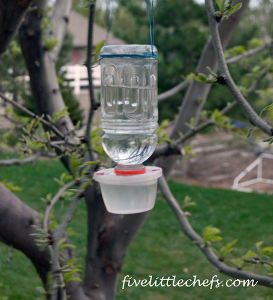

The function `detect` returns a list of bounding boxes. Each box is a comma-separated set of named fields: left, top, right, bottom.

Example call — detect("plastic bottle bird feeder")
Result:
left=94, top=44, right=162, bottom=214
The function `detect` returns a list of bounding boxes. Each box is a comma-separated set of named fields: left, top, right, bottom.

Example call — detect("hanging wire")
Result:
left=105, top=0, right=113, bottom=43
left=145, top=0, right=155, bottom=55
left=100, top=0, right=157, bottom=59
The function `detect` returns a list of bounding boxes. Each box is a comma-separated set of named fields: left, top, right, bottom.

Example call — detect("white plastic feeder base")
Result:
left=93, top=166, right=162, bottom=214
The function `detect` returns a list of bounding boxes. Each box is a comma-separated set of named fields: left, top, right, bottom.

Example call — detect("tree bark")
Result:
left=19, top=1, right=73, bottom=135
left=83, top=184, right=148, bottom=300
left=0, top=184, right=89, bottom=299
left=0, top=184, right=50, bottom=283
left=0, top=0, right=33, bottom=55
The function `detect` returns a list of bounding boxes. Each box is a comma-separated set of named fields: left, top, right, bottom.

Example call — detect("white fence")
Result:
left=62, top=64, right=101, bottom=95
left=232, top=153, right=273, bottom=192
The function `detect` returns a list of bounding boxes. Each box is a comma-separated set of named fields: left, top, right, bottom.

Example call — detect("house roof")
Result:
left=68, top=11, right=125, bottom=48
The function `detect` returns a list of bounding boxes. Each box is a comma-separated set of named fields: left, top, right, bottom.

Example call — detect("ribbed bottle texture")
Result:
left=100, top=45, right=158, bottom=165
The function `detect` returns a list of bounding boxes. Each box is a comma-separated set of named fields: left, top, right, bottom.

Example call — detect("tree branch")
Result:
left=19, top=1, right=74, bottom=137
left=158, top=80, right=190, bottom=103
left=0, top=92, right=65, bottom=139
left=152, top=101, right=235, bottom=160
left=0, top=184, right=50, bottom=283
left=159, top=176, right=273, bottom=288
left=205, top=0, right=273, bottom=136
left=50, top=0, right=72, bottom=61
left=226, top=40, right=273, bottom=64
left=85, top=0, right=98, bottom=161
left=83, top=183, right=149, bottom=299
left=43, top=181, right=75, bottom=233
left=0, top=154, right=40, bottom=166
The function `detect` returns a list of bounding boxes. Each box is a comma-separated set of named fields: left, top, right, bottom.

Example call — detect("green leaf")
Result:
left=43, top=37, right=58, bottom=51
left=255, top=241, right=264, bottom=250
left=203, top=226, right=223, bottom=244
left=187, top=72, right=217, bottom=84
left=41, top=193, right=52, bottom=205
left=182, top=195, right=196, bottom=209
left=224, top=2, right=242, bottom=17
left=216, top=0, right=225, bottom=12
left=156, top=120, right=171, bottom=145
left=94, top=40, right=106, bottom=62
left=230, top=258, right=244, bottom=268
left=69, top=153, right=81, bottom=177
left=91, top=127, right=107, bottom=160
left=0, top=181, right=22, bottom=193
left=242, top=250, right=257, bottom=260
left=52, top=107, right=68, bottom=123
left=226, top=45, right=246, bottom=57
left=211, top=109, right=231, bottom=129
left=261, top=246, right=273, bottom=257
left=248, top=38, right=264, bottom=48
left=182, top=145, right=196, bottom=157
left=220, top=239, right=238, bottom=257
left=58, top=239, right=76, bottom=251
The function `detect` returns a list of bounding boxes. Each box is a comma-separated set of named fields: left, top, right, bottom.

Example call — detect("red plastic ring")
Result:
left=114, top=167, right=146, bottom=176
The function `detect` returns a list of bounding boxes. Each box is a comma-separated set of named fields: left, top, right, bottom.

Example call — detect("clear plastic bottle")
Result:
left=100, top=45, right=158, bottom=166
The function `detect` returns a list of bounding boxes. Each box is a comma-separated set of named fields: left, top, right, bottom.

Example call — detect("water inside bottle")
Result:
left=102, top=133, right=157, bottom=165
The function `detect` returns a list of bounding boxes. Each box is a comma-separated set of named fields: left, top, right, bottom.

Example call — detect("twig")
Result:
left=85, top=1, right=97, bottom=161
left=49, top=244, right=67, bottom=300
left=43, top=182, right=75, bottom=232
left=48, top=188, right=83, bottom=300
left=0, top=92, right=65, bottom=139
left=226, top=40, right=273, bottom=64
left=54, top=190, right=84, bottom=241
left=152, top=100, right=235, bottom=159
left=158, top=80, right=190, bottom=103
left=0, top=154, right=40, bottom=166
left=244, top=258, right=273, bottom=269
left=43, top=181, right=74, bottom=300
left=205, top=0, right=273, bottom=136
left=159, top=175, right=273, bottom=288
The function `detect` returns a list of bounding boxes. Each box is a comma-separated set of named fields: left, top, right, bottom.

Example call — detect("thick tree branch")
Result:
left=83, top=183, right=149, bottom=300
left=0, top=184, right=50, bottom=283
left=159, top=176, right=273, bottom=288
left=205, top=0, right=273, bottom=136
left=50, top=0, right=72, bottom=61
left=19, top=1, right=74, bottom=137
left=0, top=0, right=33, bottom=55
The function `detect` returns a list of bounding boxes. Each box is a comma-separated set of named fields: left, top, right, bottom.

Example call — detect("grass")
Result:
left=0, top=157, right=273, bottom=299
